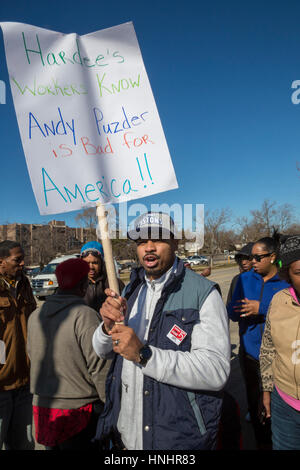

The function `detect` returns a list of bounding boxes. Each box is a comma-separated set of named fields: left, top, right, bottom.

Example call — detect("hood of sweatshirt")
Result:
left=39, top=293, right=86, bottom=317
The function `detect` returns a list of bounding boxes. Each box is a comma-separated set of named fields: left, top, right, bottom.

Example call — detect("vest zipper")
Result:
left=146, top=282, right=156, bottom=321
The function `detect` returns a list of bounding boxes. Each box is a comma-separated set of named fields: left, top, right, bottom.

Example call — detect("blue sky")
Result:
left=0, top=0, right=300, bottom=230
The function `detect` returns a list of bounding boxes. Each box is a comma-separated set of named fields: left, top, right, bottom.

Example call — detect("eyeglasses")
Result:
left=81, top=249, right=102, bottom=258
left=249, top=253, right=273, bottom=262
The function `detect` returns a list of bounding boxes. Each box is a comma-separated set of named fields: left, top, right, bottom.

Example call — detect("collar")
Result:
left=145, top=257, right=178, bottom=290
left=289, top=287, right=300, bottom=305
left=127, top=257, right=184, bottom=297
left=0, top=275, right=21, bottom=291
left=250, top=268, right=280, bottom=282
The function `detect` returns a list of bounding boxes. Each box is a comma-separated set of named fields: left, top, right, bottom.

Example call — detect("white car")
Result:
left=187, top=255, right=209, bottom=266
left=32, top=254, right=121, bottom=299
left=31, top=254, right=80, bottom=299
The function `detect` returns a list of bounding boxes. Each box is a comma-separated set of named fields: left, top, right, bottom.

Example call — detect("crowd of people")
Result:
left=0, top=210, right=300, bottom=451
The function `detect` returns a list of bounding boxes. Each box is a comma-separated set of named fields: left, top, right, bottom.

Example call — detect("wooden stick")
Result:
left=96, top=202, right=120, bottom=296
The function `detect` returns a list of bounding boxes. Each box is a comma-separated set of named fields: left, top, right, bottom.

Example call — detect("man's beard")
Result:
left=143, top=257, right=174, bottom=280
left=144, top=265, right=164, bottom=279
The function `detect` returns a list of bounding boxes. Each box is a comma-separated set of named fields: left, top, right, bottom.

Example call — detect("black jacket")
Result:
left=84, top=274, right=125, bottom=314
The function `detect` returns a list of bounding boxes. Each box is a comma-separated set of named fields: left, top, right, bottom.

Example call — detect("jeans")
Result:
left=0, top=385, right=34, bottom=450
left=271, top=386, right=300, bottom=450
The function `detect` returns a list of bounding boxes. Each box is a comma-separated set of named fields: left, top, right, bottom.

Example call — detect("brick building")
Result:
left=0, top=220, right=96, bottom=266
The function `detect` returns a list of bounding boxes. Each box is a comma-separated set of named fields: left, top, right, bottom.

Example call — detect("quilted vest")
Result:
left=94, top=259, right=223, bottom=450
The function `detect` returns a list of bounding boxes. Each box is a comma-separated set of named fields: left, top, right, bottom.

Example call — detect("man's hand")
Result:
left=100, top=288, right=127, bottom=334
left=262, top=391, right=271, bottom=418
left=109, top=324, right=143, bottom=363
left=234, top=298, right=260, bottom=317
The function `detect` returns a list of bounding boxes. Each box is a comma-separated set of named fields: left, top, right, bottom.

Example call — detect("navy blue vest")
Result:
left=94, top=259, right=224, bottom=450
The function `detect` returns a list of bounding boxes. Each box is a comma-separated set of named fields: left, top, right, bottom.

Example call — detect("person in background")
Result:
left=80, top=241, right=124, bottom=313
left=226, top=243, right=254, bottom=305
left=184, top=261, right=211, bottom=277
left=260, top=234, right=300, bottom=450
left=27, top=258, right=107, bottom=450
left=227, top=234, right=289, bottom=449
left=201, top=266, right=212, bottom=277
left=92, top=212, right=231, bottom=450
left=0, top=240, right=36, bottom=450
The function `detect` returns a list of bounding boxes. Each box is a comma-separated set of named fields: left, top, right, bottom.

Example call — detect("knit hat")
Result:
left=278, top=235, right=300, bottom=267
left=80, top=241, right=104, bottom=258
left=55, top=258, right=90, bottom=290
left=127, top=212, right=177, bottom=241
left=235, top=242, right=254, bottom=261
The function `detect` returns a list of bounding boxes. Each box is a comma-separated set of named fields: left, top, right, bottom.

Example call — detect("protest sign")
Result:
left=0, top=21, right=178, bottom=215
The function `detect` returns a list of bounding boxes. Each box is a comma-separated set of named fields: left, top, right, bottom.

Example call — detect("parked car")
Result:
left=120, top=261, right=139, bottom=271
left=32, top=254, right=121, bottom=300
left=25, top=266, right=41, bottom=279
left=187, top=255, right=209, bottom=266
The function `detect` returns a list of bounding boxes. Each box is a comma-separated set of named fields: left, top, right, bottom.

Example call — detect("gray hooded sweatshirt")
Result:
left=27, top=294, right=109, bottom=409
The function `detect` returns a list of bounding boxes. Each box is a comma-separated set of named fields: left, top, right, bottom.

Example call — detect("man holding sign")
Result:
left=92, top=212, right=231, bottom=450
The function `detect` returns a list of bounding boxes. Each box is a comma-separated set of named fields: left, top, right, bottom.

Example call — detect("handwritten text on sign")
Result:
left=0, top=22, right=178, bottom=215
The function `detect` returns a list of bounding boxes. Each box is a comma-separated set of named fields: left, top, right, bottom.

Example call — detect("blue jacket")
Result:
left=227, top=269, right=289, bottom=360
left=94, top=260, right=225, bottom=450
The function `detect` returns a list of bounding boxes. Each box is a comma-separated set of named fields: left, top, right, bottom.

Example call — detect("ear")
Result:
left=0, top=257, right=6, bottom=273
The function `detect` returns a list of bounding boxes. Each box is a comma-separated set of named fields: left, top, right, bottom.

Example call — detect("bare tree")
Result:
left=287, top=223, right=300, bottom=234
left=204, top=208, right=232, bottom=264
left=250, top=199, right=277, bottom=237
left=235, top=215, right=264, bottom=243
left=275, top=203, right=294, bottom=232
left=75, top=207, right=97, bottom=240
left=235, top=200, right=295, bottom=244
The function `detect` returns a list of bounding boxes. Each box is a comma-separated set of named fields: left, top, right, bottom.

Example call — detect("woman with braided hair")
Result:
left=260, top=234, right=300, bottom=450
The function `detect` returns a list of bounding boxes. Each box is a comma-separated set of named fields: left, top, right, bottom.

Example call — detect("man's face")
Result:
left=83, top=253, right=102, bottom=280
left=0, top=246, right=25, bottom=279
left=136, top=238, right=177, bottom=280
left=237, top=255, right=253, bottom=273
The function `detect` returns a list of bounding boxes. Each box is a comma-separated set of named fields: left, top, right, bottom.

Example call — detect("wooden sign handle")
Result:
left=96, top=202, right=120, bottom=296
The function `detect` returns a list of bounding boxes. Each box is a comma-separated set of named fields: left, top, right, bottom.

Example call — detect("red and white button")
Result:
left=167, top=324, right=187, bottom=346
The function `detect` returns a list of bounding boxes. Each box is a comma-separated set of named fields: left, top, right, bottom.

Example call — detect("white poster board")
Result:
left=0, top=21, right=178, bottom=215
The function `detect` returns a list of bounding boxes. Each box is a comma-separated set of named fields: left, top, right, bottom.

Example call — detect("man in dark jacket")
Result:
left=80, top=241, right=124, bottom=313
left=0, top=240, right=36, bottom=450
left=226, top=242, right=254, bottom=305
